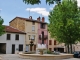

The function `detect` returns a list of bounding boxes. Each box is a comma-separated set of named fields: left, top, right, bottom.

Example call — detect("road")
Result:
left=0, top=54, right=80, bottom=60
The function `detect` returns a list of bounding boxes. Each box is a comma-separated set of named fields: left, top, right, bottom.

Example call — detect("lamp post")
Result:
left=30, top=39, right=34, bottom=51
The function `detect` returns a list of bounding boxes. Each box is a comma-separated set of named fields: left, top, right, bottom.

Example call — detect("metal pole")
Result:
left=41, top=34, right=42, bottom=44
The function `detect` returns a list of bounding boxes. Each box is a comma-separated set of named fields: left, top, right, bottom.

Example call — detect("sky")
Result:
left=0, top=0, right=80, bottom=25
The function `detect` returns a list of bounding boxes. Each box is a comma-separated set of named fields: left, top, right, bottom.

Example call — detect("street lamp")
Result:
left=29, top=38, right=34, bottom=51
left=30, top=39, right=34, bottom=46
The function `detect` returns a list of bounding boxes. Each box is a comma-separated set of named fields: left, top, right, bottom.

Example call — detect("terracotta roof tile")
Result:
left=4, top=25, right=26, bottom=34
left=9, top=17, right=47, bottom=24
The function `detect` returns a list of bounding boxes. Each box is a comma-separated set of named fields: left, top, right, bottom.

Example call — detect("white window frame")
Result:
left=32, top=26, right=35, bottom=31
left=31, top=35, right=35, bottom=40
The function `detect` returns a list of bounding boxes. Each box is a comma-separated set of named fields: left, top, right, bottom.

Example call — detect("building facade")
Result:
left=0, top=26, right=26, bottom=54
left=48, top=32, right=65, bottom=52
left=37, top=17, right=48, bottom=47
left=9, top=16, right=48, bottom=52
left=74, top=42, right=80, bottom=51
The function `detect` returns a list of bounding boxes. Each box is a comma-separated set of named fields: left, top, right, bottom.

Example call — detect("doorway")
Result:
left=30, top=46, right=32, bottom=51
left=26, top=45, right=29, bottom=52
left=34, top=45, right=36, bottom=51
left=12, top=44, right=15, bottom=54
left=42, top=31, right=44, bottom=44
left=0, top=43, right=6, bottom=54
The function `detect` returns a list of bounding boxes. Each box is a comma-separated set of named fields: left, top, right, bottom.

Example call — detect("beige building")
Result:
left=74, top=42, right=80, bottom=51
left=9, top=16, right=39, bottom=51
left=48, top=32, right=65, bottom=52
left=48, top=32, right=55, bottom=51
left=48, top=32, right=80, bottom=52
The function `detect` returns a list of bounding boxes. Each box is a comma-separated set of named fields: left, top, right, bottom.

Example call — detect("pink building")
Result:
left=37, top=17, right=48, bottom=47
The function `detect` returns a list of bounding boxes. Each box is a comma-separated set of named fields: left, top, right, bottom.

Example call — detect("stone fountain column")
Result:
left=36, top=44, right=47, bottom=55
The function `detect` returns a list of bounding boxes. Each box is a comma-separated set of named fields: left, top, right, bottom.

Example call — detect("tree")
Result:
left=23, top=0, right=61, bottom=5
left=48, top=0, right=80, bottom=53
left=0, top=16, right=5, bottom=36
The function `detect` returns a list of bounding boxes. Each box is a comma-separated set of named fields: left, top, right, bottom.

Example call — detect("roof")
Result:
left=9, top=16, right=47, bottom=24
left=4, top=25, right=26, bottom=34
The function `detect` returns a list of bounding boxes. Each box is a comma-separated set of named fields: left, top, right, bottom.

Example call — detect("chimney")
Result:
left=37, top=16, right=40, bottom=21
left=42, top=17, right=45, bottom=22
left=29, top=16, right=32, bottom=19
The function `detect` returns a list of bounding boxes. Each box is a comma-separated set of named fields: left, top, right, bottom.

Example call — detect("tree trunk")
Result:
left=70, top=44, right=72, bottom=54
left=67, top=44, right=69, bottom=53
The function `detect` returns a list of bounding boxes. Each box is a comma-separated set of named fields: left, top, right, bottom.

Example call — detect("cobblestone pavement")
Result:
left=0, top=54, right=80, bottom=60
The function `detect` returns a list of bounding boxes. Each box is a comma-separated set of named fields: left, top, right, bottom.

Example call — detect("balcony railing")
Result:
left=39, top=35, right=41, bottom=40
left=39, top=35, right=48, bottom=40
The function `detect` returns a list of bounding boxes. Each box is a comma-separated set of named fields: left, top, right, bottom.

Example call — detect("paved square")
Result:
left=0, top=54, right=80, bottom=60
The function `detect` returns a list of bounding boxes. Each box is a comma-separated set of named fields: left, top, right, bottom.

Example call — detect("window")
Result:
left=15, top=34, right=19, bottom=40
left=49, top=40, right=52, bottom=45
left=19, top=44, right=23, bottom=51
left=32, top=22, right=35, bottom=25
left=40, top=23, right=45, bottom=29
left=54, top=40, right=56, bottom=45
left=32, top=26, right=35, bottom=31
left=28, top=35, right=30, bottom=40
left=49, top=48, right=52, bottom=51
left=7, top=34, right=11, bottom=40
left=31, top=35, right=35, bottom=40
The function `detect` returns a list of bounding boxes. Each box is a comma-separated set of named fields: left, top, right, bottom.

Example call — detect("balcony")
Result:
left=44, top=35, right=48, bottom=40
left=39, top=35, right=48, bottom=40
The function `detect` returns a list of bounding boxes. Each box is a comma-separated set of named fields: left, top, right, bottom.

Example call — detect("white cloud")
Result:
left=26, top=7, right=49, bottom=16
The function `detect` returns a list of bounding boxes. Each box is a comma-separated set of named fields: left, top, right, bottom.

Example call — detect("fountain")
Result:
left=19, top=43, right=73, bottom=60
left=36, top=44, right=47, bottom=55
left=19, top=34, right=73, bottom=60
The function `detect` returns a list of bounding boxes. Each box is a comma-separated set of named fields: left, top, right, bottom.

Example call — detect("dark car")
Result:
left=73, top=51, right=80, bottom=58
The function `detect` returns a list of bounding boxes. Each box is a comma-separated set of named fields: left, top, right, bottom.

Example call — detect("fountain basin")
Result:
left=36, top=48, right=46, bottom=55
left=19, top=53, right=73, bottom=60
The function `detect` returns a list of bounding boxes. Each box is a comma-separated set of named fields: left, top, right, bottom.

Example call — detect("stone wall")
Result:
left=9, top=18, right=25, bottom=32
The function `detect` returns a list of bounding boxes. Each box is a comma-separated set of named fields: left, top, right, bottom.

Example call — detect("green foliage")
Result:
left=23, top=0, right=61, bottom=5
left=48, top=0, right=80, bottom=45
left=0, top=16, right=5, bottom=36
left=47, top=50, right=52, bottom=54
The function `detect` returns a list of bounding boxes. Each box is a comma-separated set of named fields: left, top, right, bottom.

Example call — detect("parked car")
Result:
left=73, top=51, right=80, bottom=58
left=52, top=51, right=60, bottom=55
